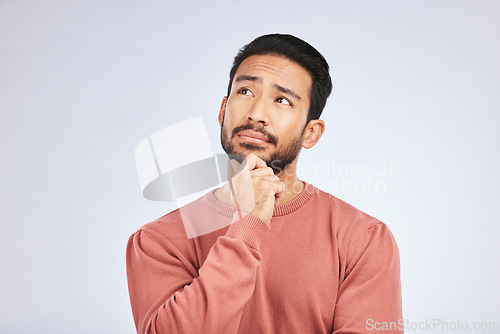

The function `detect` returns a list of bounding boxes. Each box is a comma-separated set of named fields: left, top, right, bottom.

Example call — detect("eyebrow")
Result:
left=272, top=83, right=302, bottom=101
left=234, top=75, right=262, bottom=83
left=234, top=75, right=302, bottom=101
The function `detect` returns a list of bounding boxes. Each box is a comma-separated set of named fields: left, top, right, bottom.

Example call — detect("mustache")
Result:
left=231, top=124, right=278, bottom=145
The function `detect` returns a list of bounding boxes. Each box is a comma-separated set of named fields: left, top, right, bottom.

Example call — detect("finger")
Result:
left=274, top=181, right=286, bottom=206
left=253, top=154, right=268, bottom=169
left=257, top=175, right=281, bottom=184
left=242, top=153, right=267, bottom=172
left=250, top=167, right=275, bottom=177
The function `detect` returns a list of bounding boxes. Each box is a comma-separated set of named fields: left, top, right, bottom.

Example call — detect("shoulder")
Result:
left=130, top=197, right=205, bottom=249
left=307, top=187, right=400, bottom=283
left=307, top=184, right=397, bottom=252
left=134, top=210, right=185, bottom=245
left=308, top=184, right=381, bottom=230
left=126, top=209, right=188, bottom=261
left=126, top=199, right=209, bottom=272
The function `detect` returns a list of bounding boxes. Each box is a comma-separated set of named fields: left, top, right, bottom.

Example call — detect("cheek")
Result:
left=222, top=111, right=238, bottom=139
left=222, top=119, right=231, bottom=138
left=221, top=104, right=234, bottom=126
left=273, top=115, right=301, bottom=136
left=279, top=123, right=306, bottom=147
left=223, top=101, right=236, bottom=123
left=225, top=102, right=248, bottom=128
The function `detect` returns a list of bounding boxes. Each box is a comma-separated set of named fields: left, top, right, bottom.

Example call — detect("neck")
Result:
left=214, top=160, right=304, bottom=207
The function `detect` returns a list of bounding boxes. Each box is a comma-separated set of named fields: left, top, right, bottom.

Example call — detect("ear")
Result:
left=302, top=119, right=325, bottom=149
left=218, top=96, right=228, bottom=126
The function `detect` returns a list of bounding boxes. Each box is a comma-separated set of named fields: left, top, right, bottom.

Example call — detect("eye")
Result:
left=276, top=97, right=292, bottom=106
left=238, top=88, right=253, bottom=96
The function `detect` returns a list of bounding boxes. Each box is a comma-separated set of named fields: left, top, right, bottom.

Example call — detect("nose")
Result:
left=246, top=97, right=269, bottom=126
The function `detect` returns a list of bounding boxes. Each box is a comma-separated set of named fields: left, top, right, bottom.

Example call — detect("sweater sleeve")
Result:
left=126, top=214, right=269, bottom=334
left=333, top=221, right=404, bottom=334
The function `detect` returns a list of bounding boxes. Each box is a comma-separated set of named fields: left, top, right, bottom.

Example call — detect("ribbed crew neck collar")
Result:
left=203, top=182, right=315, bottom=218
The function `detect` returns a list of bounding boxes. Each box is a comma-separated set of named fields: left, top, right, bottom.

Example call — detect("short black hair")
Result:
left=227, top=33, right=333, bottom=122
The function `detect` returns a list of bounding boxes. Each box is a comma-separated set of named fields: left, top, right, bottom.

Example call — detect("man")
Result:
left=127, top=33, right=403, bottom=333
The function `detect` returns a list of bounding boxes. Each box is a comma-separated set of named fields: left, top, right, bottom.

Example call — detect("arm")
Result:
left=333, top=221, right=404, bottom=334
left=126, top=214, right=269, bottom=334
left=127, top=153, right=282, bottom=333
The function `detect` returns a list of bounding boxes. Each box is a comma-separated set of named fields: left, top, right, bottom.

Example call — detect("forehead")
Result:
left=233, top=54, right=312, bottom=98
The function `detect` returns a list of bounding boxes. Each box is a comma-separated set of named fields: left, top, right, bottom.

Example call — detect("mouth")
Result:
left=237, top=130, right=271, bottom=145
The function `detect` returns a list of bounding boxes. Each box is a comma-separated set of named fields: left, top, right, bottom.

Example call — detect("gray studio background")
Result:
left=1, top=1, right=499, bottom=333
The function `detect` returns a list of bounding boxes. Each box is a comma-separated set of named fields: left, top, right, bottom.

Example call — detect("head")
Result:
left=227, top=33, right=332, bottom=123
left=219, top=33, right=332, bottom=174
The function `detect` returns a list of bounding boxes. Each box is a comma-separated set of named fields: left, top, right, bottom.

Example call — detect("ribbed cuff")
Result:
left=225, top=213, right=270, bottom=249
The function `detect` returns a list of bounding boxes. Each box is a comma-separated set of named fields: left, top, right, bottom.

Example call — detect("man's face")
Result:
left=219, top=54, right=312, bottom=174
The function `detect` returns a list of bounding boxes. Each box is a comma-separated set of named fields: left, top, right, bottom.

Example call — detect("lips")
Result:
left=237, top=130, right=270, bottom=144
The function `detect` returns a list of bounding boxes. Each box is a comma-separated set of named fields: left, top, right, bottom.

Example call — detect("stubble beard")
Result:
left=220, top=119, right=305, bottom=175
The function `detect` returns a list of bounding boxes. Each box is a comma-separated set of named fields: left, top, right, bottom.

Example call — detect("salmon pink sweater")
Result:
left=126, top=182, right=403, bottom=333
